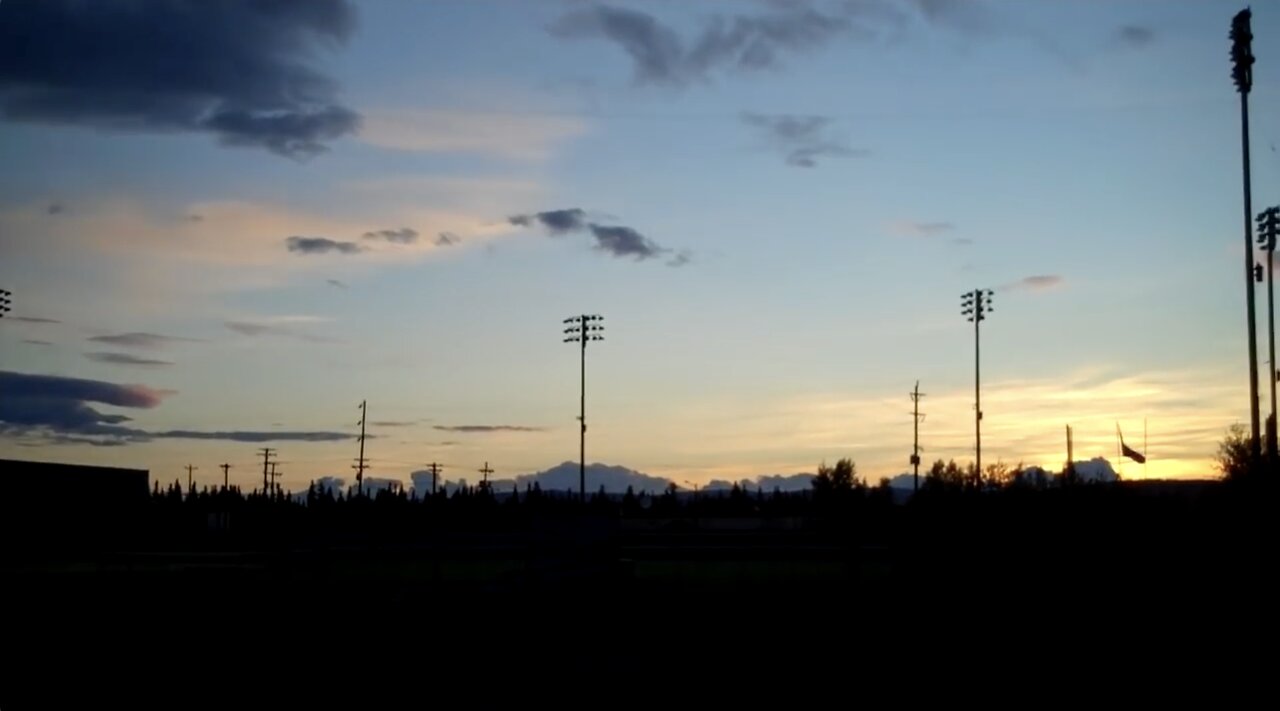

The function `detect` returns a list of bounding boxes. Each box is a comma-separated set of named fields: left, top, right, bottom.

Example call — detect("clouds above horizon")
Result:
left=549, top=2, right=864, bottom=87
left=286, top=236, right=364, bottom=256
left=88, top=332, right=196, bottom=350
left=0, top=0, right=360, bottom=158
left=1004, top=274, right=1064, bottom=292
left=433, top=425, right=545, bottom=433
left=224, top=320, right=339, bottom=343
left=85, top=352, right=174, bottom=368
left=363, top=227, right=418, bottom=244
left=741, top=113, right=866, bottom=167
left=507, top=207, right=685, bottom=264
left=0, top=370, right=354, bottom=445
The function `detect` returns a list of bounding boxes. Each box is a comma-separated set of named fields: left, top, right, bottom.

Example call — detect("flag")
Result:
left=1117, top=424, right=1146, bottom=464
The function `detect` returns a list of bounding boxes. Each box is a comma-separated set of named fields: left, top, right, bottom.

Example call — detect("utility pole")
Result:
left=909, top=381, right=926, bottom=493
left=427, top=462, right=442, bottom=496
left=258, top=447, right=276, bottom=494
left=1232, top=8, right=1262, bottom=460
left=563, top=314, right=604, bottom=503
left=268, top=461, right=282, bottom=495
left=962, top=289, right=994, bottom=479
left=219, top=463, right=232, bottom=490
left=1258, top=205, right=1279, bottom=459
left=479, top=461, right=493, bottom=484
left=185, top=464, right=197, bottom=493
left=354, top=400, right=369, bottom=496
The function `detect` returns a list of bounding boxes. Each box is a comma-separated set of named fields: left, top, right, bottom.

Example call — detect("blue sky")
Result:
left=2, top=0, right=1278, bottom=489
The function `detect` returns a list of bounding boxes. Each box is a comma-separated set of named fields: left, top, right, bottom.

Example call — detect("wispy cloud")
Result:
left=432, top=425, right=545, bottom=433
left=153, top=430, right=354, bottom=443
left=224, top=320, right=338, bottom=343
left=88, top=332, right=196, bottom=350
left=1004, top=274, right=1064, bottom=292
left=85, top=352, right=174, bottom=367
left=507, top=207, right=683, bottom=264
left=549, top=3, right=863, bottom=86
left=285, top=236, right=364, bottom=256
left=741, top=113, right=866, bottom=167
left=435, top=232, right=462, bottom=247
left=1116, top=25, right=1154, bottom=49
left=362, top=227, right=418, bottom=244
left=22, top=339, right=53, bottom=346
left=0, top=0, right=359, bottom=158
left=326, top=279, right=348, bottom=289
left=9, top=316, right=60, bottom=324
left=890, top=220, right=956, bottom=237
left=46, top=202, right=66, bottom=215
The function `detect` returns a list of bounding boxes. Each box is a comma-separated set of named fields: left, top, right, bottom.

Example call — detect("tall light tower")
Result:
left=962, top=289, right=993, bottom=479
left=1232, top=8, right=1262, bottom=460
left=563, top=314, right=604, bottom=502
left=0, top=289, right=11, bottom=318
left=1258, top=205, right=1279, bottom=457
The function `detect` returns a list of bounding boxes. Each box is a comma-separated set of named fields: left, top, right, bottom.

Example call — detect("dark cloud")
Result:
left=432, top=425, right=545, bottom=433
left=10, top=316, right=60, bottom=324
left=1004, top=274, right=1064, bottom=291
left=0, top=370, right=169, bottom=444
left=46, top=202, right=65, bottom=215
left=549, top=3, right=860, bottom=86
left=508, top=208, right=588, bottom=235
left=362, top=227, right=418, bottom=244
left=224, top=321, right=338, bottom=343
left=88, top=332, right=195, bottom=350
left=286, top=236, right=364, bottom=255
left=588, top=224, right=664, bottom=260
left=85, top=352, right=174, bottom=367
left=186, top=214, right=205, bottom=222
left=371, top=420, right=417, bottom=428
left=1116, top=25, right=1154, bottom=48
left=507, top=207, right=684, bottom=265
left=435, top=232, right=462, bottom=247
left=0, top=0, right=359, bottom=159
left=326, top=279, right=348, bottom=289
left=952, top=237, right=973, bottom=246
left=22, top=339, right=53, bottom=346
left=742, top=113, right=866, bottom=167
left=153, top=430, right=354, bottom=443
left=0, top=370, right=357, bottom=446
left=908, top=0, right=996, bottom=35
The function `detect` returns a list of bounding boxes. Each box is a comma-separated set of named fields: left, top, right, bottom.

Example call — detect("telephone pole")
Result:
left=219, top=463, right=232, bottom=490
left=962, top=289, right=994, bottom=478
left=268, top=461, right=282, bottom=495
left=354, top=400, right=369, bottom=496
left=563, top=314, right=604, bottom=502
left=427, top=462, right=442, bottom=496
left=479, top=461, right=493, bottom=483
left=909, top=381, right=926, bottom=492
left=258, top=447, right=276, bottom=494
left=185, top=464, right=197, bottom=493
left=1258, top=205, right=1279, bottom=458
left=1232, top=8, right=1262, bottom=460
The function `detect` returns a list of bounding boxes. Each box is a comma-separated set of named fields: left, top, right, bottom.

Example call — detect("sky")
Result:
left=2, top=0, right=1279, bottom=491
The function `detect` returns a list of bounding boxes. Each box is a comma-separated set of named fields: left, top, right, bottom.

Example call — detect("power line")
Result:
left=563, top=313, right=604, bottom=503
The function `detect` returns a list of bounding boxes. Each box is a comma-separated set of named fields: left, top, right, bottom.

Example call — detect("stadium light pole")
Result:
left=962, top=289, right=993, bottom=478
left=1258, top=205, right=1279, bottom=458
left=1232, top=8, right=1262, bottom=461
left=0, top=289, right=11, bottom=318
left=563, top=314, right=604, bottom=502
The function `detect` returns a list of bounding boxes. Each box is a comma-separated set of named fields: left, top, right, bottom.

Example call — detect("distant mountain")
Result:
left=702, top=473, right=814, bottom=493
left=413, top=462, right=674, bottom=495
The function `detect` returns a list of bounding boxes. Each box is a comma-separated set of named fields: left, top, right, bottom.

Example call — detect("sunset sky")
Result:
left=2, top=0, right=1278, bottom=491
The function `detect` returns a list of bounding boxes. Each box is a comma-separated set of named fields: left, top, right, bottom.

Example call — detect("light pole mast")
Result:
left=563, top=314, right=604, bottom=502
left=1232, top=8, right=1262, bottom=461
left=1258, top=206, right=1279, bottom=458
left=962, top=289, right=993, bottom=479
left=910, top=381, right=925, bottom=493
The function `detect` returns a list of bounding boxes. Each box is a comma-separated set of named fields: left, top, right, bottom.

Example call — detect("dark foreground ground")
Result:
left=3, top=481, right=1275, bottom=704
